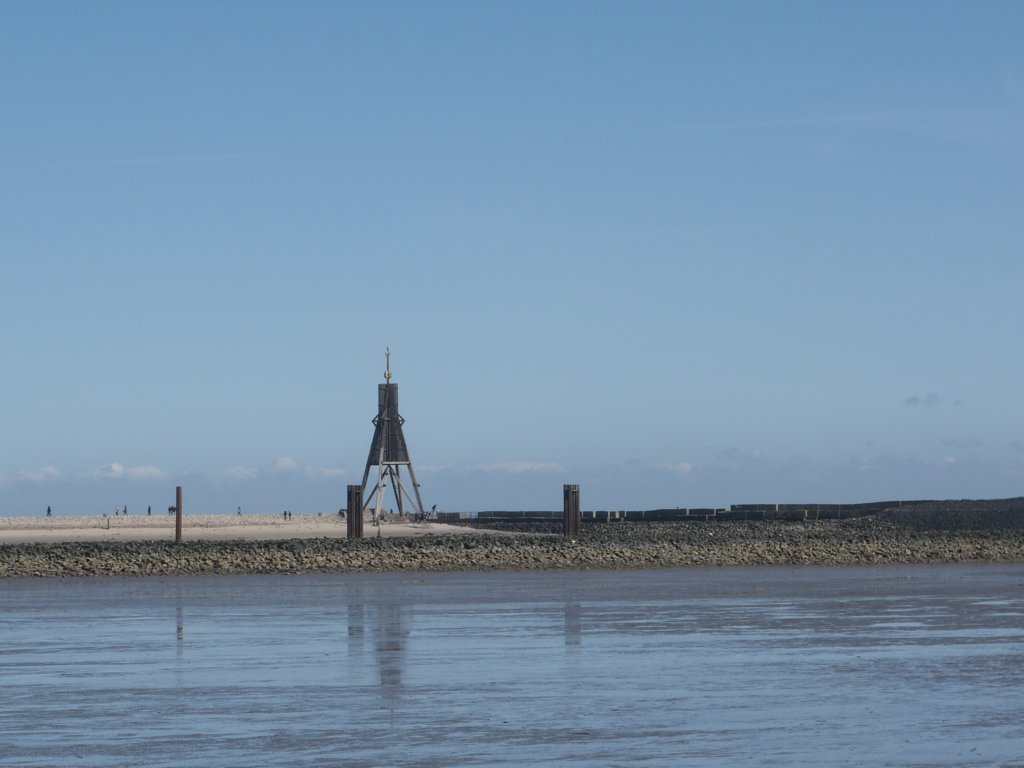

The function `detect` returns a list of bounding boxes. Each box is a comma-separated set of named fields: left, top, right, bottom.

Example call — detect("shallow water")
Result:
left=1, top=565, right=1023, bottom=767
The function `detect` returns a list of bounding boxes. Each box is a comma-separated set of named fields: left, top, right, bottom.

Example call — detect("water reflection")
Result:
left=347, top=586, right=365, bottom=656
left=564, top=601, right=582, bottom=648
left=176, top=605, right=184, bottom=658
left=374, top=601, right=408, bottom=715
left=345, top=582, right=411, bottom=711
left=3, top=567, right=1023, bottom=767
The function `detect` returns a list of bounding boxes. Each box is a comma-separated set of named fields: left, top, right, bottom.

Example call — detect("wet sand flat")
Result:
left=1, top=565, right=1022, bottom=766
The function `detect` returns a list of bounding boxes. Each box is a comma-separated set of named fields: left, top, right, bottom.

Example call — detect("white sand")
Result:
left=0, top=514, right=479, bottom=544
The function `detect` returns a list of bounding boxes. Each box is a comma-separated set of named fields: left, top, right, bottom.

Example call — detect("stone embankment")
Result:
left=2, top=515, right=1023, bottom=578
left=883, top=499, right=1024, bottom=530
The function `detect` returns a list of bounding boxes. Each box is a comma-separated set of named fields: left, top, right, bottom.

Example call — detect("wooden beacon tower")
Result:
left=360, top=348, right=427, bottom=521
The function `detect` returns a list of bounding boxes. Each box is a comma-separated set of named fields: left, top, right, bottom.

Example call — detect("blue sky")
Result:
left=2, top=1, right=1022, bottom=515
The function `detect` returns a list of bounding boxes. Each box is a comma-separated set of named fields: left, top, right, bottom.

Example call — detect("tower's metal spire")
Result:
left=384, top=346, right=392, bottom=382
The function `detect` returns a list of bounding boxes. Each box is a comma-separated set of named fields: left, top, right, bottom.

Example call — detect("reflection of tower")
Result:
left=375, top=602, right=408, bottom=699
left=344, top=583, right=409, bottom=712
left=361, top=348, right=426, bottom=519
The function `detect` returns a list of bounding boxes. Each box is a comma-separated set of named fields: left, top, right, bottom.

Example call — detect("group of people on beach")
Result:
left=46, top=505, right=156, bottom=518
left=43, top=503, right=435, bottom=520
left=112, top=505, right=153, bottom=516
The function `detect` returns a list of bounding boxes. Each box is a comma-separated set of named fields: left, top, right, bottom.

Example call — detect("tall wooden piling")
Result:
left=175, top=485, right=183, bottom=544
left=563, top=483, right=581, bottom=539
left=347, top=484, right=364, bottom=539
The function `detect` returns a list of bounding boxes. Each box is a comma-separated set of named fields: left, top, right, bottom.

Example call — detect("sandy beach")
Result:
left=0, top=513, right=477, bottom=545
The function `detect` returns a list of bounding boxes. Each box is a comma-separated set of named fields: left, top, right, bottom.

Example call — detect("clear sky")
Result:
left=2, top=1, right=1022, bottom=515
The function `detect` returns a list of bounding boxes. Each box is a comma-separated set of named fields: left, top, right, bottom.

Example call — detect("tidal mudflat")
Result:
left=1, top=565, right=1023, bottom=766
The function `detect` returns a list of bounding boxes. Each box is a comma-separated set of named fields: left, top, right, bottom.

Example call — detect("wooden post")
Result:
left=347, top=484, right=364, bottom=539
left=175, top=485, right=183, bottom=544
left=563, top=483, right=580, bottom=539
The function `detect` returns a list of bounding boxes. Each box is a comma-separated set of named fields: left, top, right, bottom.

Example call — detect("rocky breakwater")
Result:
left=457, top=514, right=1024, bottom=567
left=2, top=516, right=1023, bottom=578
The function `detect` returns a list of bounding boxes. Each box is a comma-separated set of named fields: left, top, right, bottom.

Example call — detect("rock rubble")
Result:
left=1, top=515, right=1023, bottom=579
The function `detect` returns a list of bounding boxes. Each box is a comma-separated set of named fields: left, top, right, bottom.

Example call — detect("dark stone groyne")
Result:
left=2, top=514, right=1023, bottom=578
left=881, top=498, right=1024, bottom=529
left=449, top=497, right=1024, bottom=524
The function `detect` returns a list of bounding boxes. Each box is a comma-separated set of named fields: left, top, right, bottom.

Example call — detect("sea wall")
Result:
left=2, top=517, right=1023, bottom=579
left=446, top=497, right=1024, bottom=524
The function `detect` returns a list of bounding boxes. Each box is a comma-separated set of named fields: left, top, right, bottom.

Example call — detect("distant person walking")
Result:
left=46, top=505, right=52, bottom=517
left=115, top=505, right=120, bottom=517
left=148, top=505, right=152, bottom=516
